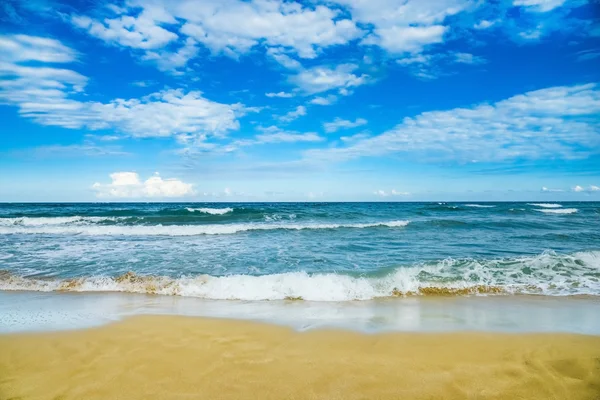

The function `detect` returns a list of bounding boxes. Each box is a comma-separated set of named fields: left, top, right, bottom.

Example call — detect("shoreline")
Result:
left=1, top=314, right=600, bottom=399
left=2, top=290, right=600, bottom=335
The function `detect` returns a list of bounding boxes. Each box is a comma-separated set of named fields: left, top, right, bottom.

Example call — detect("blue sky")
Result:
left=0, top=0, right=599, bottom=201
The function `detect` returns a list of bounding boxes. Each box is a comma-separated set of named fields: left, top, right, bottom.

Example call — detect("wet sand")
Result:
left=1, top=315, right=599, bottom=400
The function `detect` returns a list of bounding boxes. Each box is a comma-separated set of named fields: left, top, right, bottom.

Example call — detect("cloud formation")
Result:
left=92, top=172, right=194, bottom=198
left=0, top=34, right=249, bottom=141
left=306, top=83, right=600, bottom=163
left=289, top=64, right=369, bottom=94
left=324, top=117, right=368, bottom=133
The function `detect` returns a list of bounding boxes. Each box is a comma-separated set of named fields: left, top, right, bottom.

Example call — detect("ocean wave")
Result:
left=185, top=207, right=233, bottom=215
left=535, top=208, right=578, bottom=214
left=0, top=216, right=128, bottom=227
left=1, top=251, right=598, bottom=300
left=464, top=204, right=496, bottom=208
left=528, top=203, right=562, bottom=208
left=0, top=220, right=410, bottom=236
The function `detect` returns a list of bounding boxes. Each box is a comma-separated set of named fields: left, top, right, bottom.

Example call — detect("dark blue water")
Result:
left=1, top=202, right=599, bottom=300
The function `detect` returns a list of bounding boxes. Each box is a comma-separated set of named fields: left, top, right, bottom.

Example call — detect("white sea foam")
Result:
left=186, top=207, right=233, bottom=215
left=528, top=203, right=562, bottom=208
left=464, top=204, right=496, bottom=208
left=0, top=220, right=410, bottom=236
left=0, top=216, right=127, bottom=226
left=535, top=208, right=578, bottom=214
left=1, top=251, right=598, bottom=300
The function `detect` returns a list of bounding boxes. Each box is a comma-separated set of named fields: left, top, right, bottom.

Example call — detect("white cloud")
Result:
left=541, top=187, right=564, bottom=192
left=266, top=91, right=294, bottom=98
left=227, top=126, right=324, bottom=149
left=473, top=20, right=497, bottom=30
left=71, top=12, right=178, bottom=50
left=363, top=25, right=447, bottom=53
left=375, top=189, right=410, bottom=197
left=341, top=132, right=370, bottom=142
left=289, top=63, right=369, bottom=95
left=278, top=105, right=307, bottom=122
left=266, top=47, right=303, bottom=69
left=334, top=0, right=469, bottom=53
left=0, top=34, right=249, bottom=142
left=93, top=172, right=194, bottom=198
left=0, top=34, right=78, bottom=63
left=305, top=83, right=600, bottom=163
left=172, top=0, right=363, bottom=58
left=572, top=185, right=600, bottom=192
left=324, top=117, right=367, bottom=133
left=513, top=0, right=567, bottom=12
left=453, top=52, right=486, bottom=64
left=256, top=128, right=323, bottom=143
left=309, top=94, right=338, bottom=105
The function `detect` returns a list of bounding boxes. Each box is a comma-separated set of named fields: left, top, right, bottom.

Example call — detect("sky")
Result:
left=0, top=0, right=599, bottom=202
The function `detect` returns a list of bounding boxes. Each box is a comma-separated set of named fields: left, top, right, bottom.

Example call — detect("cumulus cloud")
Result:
left=374, top=189, right=410, bottom=197
left=572, top=185, right=600, bottom=192
left=305, top=83, right=600, bottom=163
left=75, top=0, right=361, bottom=65
left=309, top=94, right=338, bottom=105
left=71, top=12, right=178, bottom=50
left=541, top=187, right=565, bottom=192
left=289, top=64, right=369, bottom=95
left=92, top=172, right=194, bottom=198
left=324, top=117, right=368, bottom=133
left=0, top=34, right=249, bottom=142
left=334, top=0, right=468, bottom=54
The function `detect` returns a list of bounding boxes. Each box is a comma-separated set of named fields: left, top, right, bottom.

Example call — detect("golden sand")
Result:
left=1, top=316, right=599, bottom=400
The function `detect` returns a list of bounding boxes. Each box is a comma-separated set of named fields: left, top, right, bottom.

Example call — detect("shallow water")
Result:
left=1, top=202, right=599, bottom=300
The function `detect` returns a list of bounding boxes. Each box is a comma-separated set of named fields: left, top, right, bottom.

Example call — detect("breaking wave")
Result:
left=528, top=203, right=562, bottom=208
left=0, top=220, right=410, bottom=236
left=535, top=208, right=578, bottom=214
left=0, top=216, right=128, bottom=226
left=185, top=207, right=233, bottom=215
left=1, top=251, right=598, bottom=300
left=464, top=204, right=496, bottom=208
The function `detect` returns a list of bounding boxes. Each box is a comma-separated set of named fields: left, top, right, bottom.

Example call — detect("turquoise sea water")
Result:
left=1, top=202, right=599, bottom=300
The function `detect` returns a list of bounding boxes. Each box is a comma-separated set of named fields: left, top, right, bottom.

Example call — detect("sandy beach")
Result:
left=1, top=315, right=599, bottom=400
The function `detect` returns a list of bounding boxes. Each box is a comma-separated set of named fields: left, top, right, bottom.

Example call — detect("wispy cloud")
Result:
left=278, top=105, right=307, bottom=122
left=324, top=117, right=367, bottom=133
left=306, top=83, right=600, bottom=163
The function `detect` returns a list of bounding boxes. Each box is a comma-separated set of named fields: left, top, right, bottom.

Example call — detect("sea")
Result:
left=1, top=202, right=599, bottom=333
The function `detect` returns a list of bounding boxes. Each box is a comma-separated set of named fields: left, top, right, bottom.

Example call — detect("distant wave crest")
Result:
left=0, top=220, right=410, bottom=236
left=528, top=203, right=562, bottom=208
left=535, top=208, right=578, bottom=214
left=185, top=207, right=234, bottom=215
